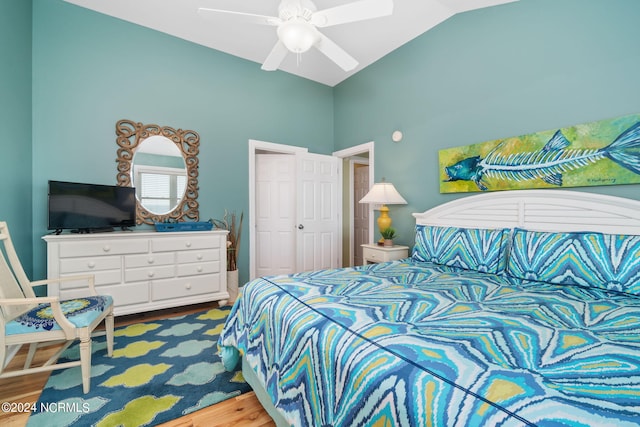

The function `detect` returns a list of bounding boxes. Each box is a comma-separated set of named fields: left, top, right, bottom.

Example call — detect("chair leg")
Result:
left=105, top=312, right=114, bottom=357
left=24, top=343, right=38, bottom=369
left=79, top=338, right=92, bottom=394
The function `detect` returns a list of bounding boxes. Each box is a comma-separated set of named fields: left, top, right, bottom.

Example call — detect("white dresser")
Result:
left=43, top=230, right=229, bottom=316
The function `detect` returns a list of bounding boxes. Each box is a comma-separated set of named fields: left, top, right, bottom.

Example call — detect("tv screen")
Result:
left=48, top=180, right=136, bottom=233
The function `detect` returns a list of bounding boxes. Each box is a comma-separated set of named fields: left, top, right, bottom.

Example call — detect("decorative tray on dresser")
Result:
left=43, top=230, right=229, bottom=316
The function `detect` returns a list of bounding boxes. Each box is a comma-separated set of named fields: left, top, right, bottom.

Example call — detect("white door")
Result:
left=255, top=154, right=297, bottom=277
left=296, top=153, right=340, bottom=272
left=353, top=164, right=370, bottom=265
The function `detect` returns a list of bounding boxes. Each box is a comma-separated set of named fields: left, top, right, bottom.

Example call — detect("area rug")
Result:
left=28, top=306, right=251, bottom=427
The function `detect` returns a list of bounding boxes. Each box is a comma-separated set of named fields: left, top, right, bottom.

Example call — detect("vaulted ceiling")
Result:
left=64, top=0, right=518, bottom=87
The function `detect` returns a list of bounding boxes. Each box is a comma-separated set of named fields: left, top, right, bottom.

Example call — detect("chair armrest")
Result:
left=0, top=296, right=59, bottom=306
left=30, top=274, right=98, bottom=296
left=0, top=296, right=77, bottom=338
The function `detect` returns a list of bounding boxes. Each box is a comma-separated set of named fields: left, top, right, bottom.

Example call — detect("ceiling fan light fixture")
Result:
left=277, top=18, right=318, bottom=53
left=200, top=0, right=394, bottom=72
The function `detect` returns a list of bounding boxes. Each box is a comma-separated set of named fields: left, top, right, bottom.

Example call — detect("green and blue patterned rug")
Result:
left=28, top=306, right=251, bottom=427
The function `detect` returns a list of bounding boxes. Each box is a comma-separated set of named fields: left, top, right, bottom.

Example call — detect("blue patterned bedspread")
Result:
left=219, top=260, right=640, bottom=426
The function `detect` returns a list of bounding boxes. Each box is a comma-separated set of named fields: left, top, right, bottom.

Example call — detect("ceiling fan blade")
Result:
left=311, top=0, right=393, bottom=28
left=197, top=8, right=280, bottom=26
left=261, top=41, right=289, bottom=71
left=314, top=32, right=358, bottom=72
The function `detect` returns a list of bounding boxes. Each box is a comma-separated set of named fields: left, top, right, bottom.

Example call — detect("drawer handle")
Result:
left=148, top=271, right=155, bottom=278
left=87, top=262, right=96, bottom=269
left=185, top=242, right=192, bottom=248
left=185, top=283, right=192, bottom=290
left=197, top=253, right=203, bottom=260
left=147, top=257, right=155, bottom=264
left=197, top=266, right=203, bottom=272
left=103, top=245, right=111, bottom=252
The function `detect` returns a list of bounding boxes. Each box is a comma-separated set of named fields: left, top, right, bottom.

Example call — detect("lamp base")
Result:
left=377, top=205, right=391, bottom=244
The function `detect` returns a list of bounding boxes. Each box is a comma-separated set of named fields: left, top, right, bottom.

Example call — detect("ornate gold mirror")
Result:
left=116, top=119, right=200, bottom=225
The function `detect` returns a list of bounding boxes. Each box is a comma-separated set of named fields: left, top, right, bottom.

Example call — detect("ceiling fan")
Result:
left=197, top=0, right=394, bottom=72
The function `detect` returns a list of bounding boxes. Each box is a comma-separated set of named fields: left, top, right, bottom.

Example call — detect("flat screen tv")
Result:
left=48, top=180, right=136, bottom=233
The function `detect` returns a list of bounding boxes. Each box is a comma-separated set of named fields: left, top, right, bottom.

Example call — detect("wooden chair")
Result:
left=0, top=222, right=114, bottom=393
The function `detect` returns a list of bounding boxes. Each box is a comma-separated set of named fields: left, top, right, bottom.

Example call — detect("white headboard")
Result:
left=413, top=189, right=640, bottom=235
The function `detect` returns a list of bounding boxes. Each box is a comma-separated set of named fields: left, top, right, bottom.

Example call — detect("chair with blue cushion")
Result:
left=0, top=222, right=114, bottom=393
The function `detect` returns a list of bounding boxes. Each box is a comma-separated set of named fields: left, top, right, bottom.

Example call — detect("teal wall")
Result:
left=6, top=0, right=640, bottom=286
left=31, top=0, right=334, bottom=283
left=334, top=0, right=640, bottom=248
left=0, top=0, right=33, bottom=274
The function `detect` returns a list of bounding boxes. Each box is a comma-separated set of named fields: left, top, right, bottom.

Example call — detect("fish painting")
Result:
left=442, top=120, right=640, bottom=192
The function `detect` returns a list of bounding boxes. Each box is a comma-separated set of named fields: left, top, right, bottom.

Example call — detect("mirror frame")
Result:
left=115, top=119, right=200, bottom=225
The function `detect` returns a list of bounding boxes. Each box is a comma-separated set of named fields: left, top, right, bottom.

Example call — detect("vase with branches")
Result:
left=210, top=210, right=243, bottom=271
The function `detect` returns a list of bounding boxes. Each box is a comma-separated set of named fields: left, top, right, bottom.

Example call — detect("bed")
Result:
left=219, top=189, right=640, bottom=426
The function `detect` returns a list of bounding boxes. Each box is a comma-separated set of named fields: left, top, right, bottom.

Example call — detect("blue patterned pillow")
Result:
left=507, top=228, right=640, bottom=295
left=412, top=225, right=510, bottom=274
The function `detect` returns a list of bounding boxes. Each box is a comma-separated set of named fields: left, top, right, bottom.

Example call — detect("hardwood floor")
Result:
left=0, top=303, right=275, bottom=427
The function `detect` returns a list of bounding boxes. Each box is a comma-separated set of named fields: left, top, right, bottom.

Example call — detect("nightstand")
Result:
left=361, top=244, right=409, bottom=264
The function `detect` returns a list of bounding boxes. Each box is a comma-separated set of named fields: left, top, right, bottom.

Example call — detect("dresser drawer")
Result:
left=60, top=255, right=121, bottom=273
left=177, top=261, right=220, bottom=277
left=176, top=249, right=219, bottom=264
left=151, top=274, right=221, bottom=301
left=151, top=235, right=222, bottom=252
left=125, top=252, right=175, bottom=268
left=362, top=247, right=382, bottom=263
left=362, top=245, right=409, bottom=264
left=60, top=269, right=122, bottom=289
left=99, top=282, right=150, bottom=307
left=59, top=239, right=148, bottom=258
left=125, top=265, right=176, bottom=282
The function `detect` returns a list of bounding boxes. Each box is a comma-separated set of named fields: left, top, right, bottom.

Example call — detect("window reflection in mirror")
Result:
left=132, top=135, right=187, bottom=215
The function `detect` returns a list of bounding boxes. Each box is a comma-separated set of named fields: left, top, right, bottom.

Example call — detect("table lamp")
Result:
left=359, top=180, right=407, bottom=243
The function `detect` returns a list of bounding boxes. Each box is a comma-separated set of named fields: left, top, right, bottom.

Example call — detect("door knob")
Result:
left=298, top=224, right=304, bottom=230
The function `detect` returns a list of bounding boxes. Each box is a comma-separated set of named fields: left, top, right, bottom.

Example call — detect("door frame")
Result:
left=249, top=140, right=375, bottom=279
left=333, top=141, right=375, bottom=265
left=347, top=157, right=370, bottom=266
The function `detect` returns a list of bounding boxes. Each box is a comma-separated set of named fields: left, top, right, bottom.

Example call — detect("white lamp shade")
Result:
left=359, top=182, right=407, bottom=205
left=277, top=19, right=318, bottom=53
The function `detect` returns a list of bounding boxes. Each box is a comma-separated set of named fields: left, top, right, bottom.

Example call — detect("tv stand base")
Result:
left=71, top=227, right=115, bottom=234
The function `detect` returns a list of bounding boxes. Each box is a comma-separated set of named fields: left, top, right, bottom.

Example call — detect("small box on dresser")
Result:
left=43, top=230, right=229, bottom=316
